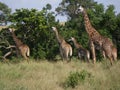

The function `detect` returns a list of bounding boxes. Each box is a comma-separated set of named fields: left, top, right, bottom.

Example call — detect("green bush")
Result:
left=64, top=70, right=91, bottom=88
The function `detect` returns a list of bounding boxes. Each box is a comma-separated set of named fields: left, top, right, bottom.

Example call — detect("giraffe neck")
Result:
left=72, top=39, right=82, bottom=49
left=11, top=31, right=23, bottom=47
left=83, top=9, right=100, bottom=37
left=54, top=29, right=65, bottom=44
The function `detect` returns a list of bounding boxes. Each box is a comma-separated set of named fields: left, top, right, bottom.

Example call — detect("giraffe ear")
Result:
left=80, top=6, right=84, bottom=11
left=69, top=37, right=74, bottom=41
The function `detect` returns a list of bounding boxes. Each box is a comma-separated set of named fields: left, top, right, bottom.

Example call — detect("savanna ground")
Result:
left=0, top=58, right=120, bottom=90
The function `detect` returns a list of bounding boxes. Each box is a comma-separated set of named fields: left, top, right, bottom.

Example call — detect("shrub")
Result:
left=64, top=70, right=91, bottom=88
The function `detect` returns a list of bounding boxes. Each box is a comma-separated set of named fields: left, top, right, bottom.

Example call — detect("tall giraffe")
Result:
left=51, top=27, right=72, bottom=61
left=75, top=6, right=117, bottom=65
left=69, top=37, right=90, bottom=62
left=9, top=28, right=30, bottom=61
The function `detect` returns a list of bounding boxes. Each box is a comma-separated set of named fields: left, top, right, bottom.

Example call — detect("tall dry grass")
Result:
left=0, top=59, right=120, bottom=90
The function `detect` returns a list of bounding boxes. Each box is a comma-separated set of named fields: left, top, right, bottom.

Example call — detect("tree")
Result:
left=56, top=0, right=97, bottom=20
left=113, top=13, right=120, bottom=58
left=0, top=2, right=11, bottom=25
left=8, top=6, right=59, bottom=60
left=0, top=28, right=15, bottom=60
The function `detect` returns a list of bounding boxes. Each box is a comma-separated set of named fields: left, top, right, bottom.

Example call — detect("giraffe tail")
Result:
left=87, top=50, right=90, bottom=60
left=27, top=47, right=30, bottom=57
left=69, top=46, right=72, bottom=57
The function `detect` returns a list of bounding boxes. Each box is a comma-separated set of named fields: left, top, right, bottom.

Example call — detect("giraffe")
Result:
left=111, top=46, right=117, bottom=61
left=94, top=37, right=117, bottom=61
left=51, top=27, right=72, bottom=61
left=75, top=6, right=117, bottom=65
left=98, top=36, right=117, bottom=61
left=69, top=37, right=90, bottom=62
left=9, top=28, right=30, bottom=62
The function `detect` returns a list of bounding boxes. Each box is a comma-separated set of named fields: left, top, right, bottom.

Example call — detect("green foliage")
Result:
left=115, top=14, right=120, bottom=58
left=56, top=0, right=97, bottom=19
left=0, top=2, right=11, bottom=25
left=64, top=70, right=91, bottom=88
left=8, top=7, right=59, bottom=60
left=0, top=2, right=11, bottom=14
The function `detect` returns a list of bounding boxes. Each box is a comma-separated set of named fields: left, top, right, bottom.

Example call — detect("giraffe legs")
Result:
left=59, top=45, right=72, bottom=62
left=102, top=50, right=106, bottom=59
left=89, top=40, right=96, bottom=64
left=62, top=47, right=69, bottom=62
left=60, top=46, right=68, bottom=61
left=107, top=53, right=113, bottom=65
left=19, top=45, right=30, bottom=63
left=111, top=46, right=117, bottom=61
left=60, top=46, right=64, bottom=61
left=86, top=50, right=90, bottom=62
left=103, top=46, right=114, bottom=65
left=20, top=50, right=29, bottom=62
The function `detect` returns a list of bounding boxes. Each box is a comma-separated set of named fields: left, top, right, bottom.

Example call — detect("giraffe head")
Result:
left=68, top=37, right=75, bottom=41
left=52, top=27, right=57, bottom=31
left=75, top=6, right=84, bottom=14
left=9, top=28, right=14, bottom=32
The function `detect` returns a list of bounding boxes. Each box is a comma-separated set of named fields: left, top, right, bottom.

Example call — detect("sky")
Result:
left=0, top=0, right=120, bottom=22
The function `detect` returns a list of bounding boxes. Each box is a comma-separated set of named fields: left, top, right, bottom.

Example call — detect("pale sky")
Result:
left=0, top=0, right=120, bottom=22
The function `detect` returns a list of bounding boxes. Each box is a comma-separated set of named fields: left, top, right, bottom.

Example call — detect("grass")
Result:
left=0, top=59, right=120, bottom=90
